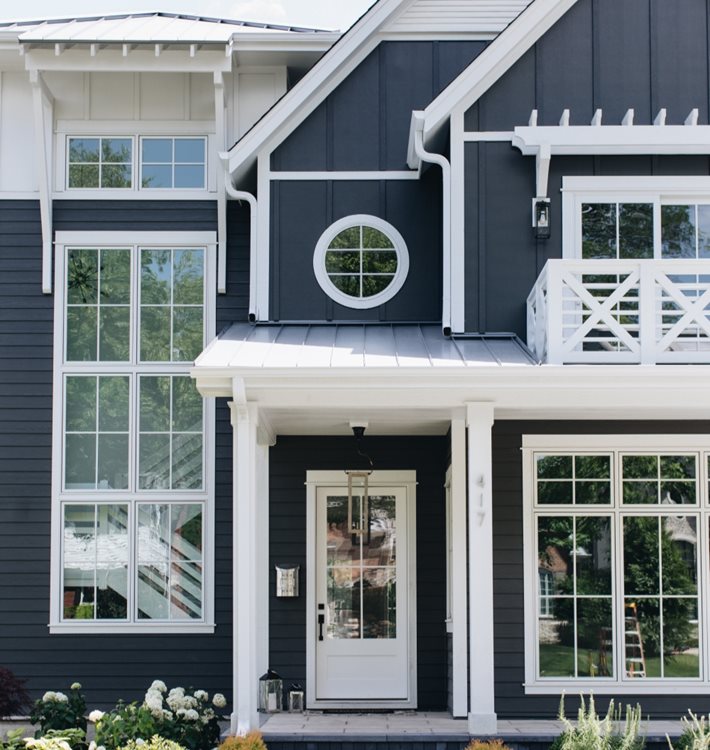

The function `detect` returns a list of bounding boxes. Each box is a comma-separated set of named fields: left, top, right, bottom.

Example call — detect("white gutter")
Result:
left=411, top=111, right=452, bottom=335
left=224, top=170, right=259, bottom=322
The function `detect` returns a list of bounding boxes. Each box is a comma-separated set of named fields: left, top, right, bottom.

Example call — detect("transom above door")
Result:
left=306, top=470, right=417, bottom=709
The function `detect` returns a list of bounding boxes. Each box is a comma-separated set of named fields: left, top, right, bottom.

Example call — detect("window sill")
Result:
left=525, top=680, right=708, bottom=695
left=53, top=190, right=216, bottom=201
left=49, top=622, right=216, bottom=635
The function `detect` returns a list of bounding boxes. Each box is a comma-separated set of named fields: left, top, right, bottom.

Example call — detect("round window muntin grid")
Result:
left=313, top=215, right=409, bottom=309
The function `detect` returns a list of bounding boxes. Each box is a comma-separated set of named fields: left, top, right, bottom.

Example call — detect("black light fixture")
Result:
left=533, top=197, right=551, bottom=240
left=346, top=422, right=373, bottom=543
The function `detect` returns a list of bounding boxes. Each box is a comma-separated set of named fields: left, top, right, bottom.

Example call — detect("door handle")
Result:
left=318, top=613, right=325, bottom=641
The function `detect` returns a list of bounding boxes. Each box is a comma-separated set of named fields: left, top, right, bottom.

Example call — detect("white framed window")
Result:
left=140, top=137, right=207, bottom=190
left=312, top=215, right=409, bottom=309
left=66, top=136, right=208, bottom=193
left=68, top=137, right=133, bottom=189
left=51, top=231, right=216, bottom=634
left=523, top=434, right=710, bottom=694
left=562, top=176, right=710, bottom=259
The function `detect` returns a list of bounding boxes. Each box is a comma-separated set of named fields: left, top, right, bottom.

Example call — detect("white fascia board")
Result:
left=56, top=230, right=216, bottom=245
left=226, top=0, right=414, bottom=180
left=191, top=364, right=710, bottom=416
left=415, top=0, right=579, bottom=157
left=228, top=32, right=339, bottom=51
left=562, top=175, right=710, bottom=194
left=24, top=48, right=232, bottom=73
left=513, top=124, right=710, bottom=155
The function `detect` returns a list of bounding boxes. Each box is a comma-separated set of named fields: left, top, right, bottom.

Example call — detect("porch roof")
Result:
left=196, top=323, right=537, bottom=371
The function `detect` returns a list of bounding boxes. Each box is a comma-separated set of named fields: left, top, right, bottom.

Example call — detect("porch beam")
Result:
left=449, top=417, right=468, bottom=717
left=229, top=382, right=270, bottom=733
left=466, top=403, right=497, bottom=734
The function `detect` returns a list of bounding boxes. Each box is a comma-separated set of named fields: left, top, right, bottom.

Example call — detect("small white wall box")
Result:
left=275, top=564, right=300, bottom=597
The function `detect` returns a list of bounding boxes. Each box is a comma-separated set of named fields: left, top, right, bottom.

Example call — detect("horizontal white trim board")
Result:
left=50, top=623, right=216, bottom=635
left=56, top=120, right=216, bottom=135
left=463, top=131, right=514, bottom=141
left=562, top=175, right=710, bottom=193
left=270, top=170, right=419, bottom=180
left=523, top=434, right=710, bottom=449
left=55, top=230, right=216, bottom=245
left=51, top=191, right=217, bottom=200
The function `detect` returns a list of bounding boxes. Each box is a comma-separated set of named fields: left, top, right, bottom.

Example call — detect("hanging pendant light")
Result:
left=346, top=423, right=373, bottom=541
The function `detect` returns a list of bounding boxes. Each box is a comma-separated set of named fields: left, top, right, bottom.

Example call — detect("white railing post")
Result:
left=638, top=261, right=657, bottom=365
left=546, top=260, right=564, bottom=364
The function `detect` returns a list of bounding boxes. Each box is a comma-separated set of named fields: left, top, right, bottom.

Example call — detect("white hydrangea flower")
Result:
left=42, top=692, right=56, bottom=702
left=88, top=710, right=105, bottom=723
left=88, top=741, right=97, bottom=750
left=149, top=680, right=167, bottom=693
left=182, top=696, right=197, bottom=710
left=70, top=683, right=82, bottom=691
left=55, top=692, right=69, bottom=703
left=184, top=709, right=199, bottom=722
left=212, top=694, right=227, bottom=709
left=162, top=710, right=174, bottom=721
left=176, top=708, right=187, bottom=718
left=193, top=690, right=208, bottom=702
left=135, top=741, right=145, bottom=747
left=168, top=687, right=185, bottom=699
left=166, top=695, right=185, bottom=712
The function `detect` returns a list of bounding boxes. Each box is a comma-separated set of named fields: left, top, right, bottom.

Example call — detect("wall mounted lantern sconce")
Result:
left=275, top=564, right=300, bottom=598
left=532, top=197, right=551, bottom=239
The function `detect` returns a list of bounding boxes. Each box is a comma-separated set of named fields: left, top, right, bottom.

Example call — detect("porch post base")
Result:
left=468, top=712, right=498, bottom=735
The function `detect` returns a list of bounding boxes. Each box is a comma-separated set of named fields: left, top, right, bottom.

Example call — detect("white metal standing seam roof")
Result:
left=5, top=12, right=331, bottom=44
left=196, top=324, right=537, bottom=370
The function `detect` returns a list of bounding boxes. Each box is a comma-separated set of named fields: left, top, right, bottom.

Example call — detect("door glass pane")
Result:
left=362, top=568, right=396, bottom=639
left=662, top=205, right=696, bottom=258
left=582, top=204, right=616, bottom=258
left=324, top=490, right=398, bottom=641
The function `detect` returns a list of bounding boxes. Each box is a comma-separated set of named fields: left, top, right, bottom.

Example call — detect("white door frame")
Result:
left=305, top=469, right=418, bottom=709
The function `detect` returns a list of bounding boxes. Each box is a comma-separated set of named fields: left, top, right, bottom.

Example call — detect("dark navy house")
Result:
left=4, top=0, right=710, bottom=736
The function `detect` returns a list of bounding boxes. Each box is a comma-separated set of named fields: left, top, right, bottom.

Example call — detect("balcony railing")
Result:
left=527, top=259, right=710, bottom=364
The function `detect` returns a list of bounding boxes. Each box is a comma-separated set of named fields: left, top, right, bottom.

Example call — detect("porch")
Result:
left=260, top=713, right=683, bottom=750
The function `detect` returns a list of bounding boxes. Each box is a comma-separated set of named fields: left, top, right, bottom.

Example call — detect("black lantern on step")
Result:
left=258, top=669, right=283, bottom=713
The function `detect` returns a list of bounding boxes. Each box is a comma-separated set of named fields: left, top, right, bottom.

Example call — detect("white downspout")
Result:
left=412, top=114, right=452, bottom=335
left=224, top=170, right=259, bottom=322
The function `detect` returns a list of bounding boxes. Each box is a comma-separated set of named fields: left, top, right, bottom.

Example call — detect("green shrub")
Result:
left=218, top=732, right=268, bottom=750
left=94, top=703, right=158, bottom=750
left=30, top=685, right=87, bottom=736
left=119, top=736, right=186, bottom=750
left=552, top=694, right=644, bottom=750
left=25, top=730, right=86, bottom=750
left=672, top=712, right=710, bottom=750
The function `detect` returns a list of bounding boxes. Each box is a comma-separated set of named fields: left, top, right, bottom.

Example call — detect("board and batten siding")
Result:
left=0, top=199, right=251, bottom=708
left=269, top=436, right=448, bottom=710
left=493, top=420, right=710, bottom=719
left=384, top=0, right=534, bottom=34
left=463, top=0, right=710, bottom=337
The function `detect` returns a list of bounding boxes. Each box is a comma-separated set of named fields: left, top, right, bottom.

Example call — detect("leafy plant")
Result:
left=551, top=694, right=644, bottom=750
left=25, top=730, right=86, bottom=750
left=94, top=703, right=158, bottom=750
left=0, top=667, right=30, bottom=719
left=0, top=729, right=25, bottom=750
left=119, top=736, right=186, bottom=750
left=670, top=712, right=710, bottom=750
left=464, top=741, right=511, bottom=750
left=218, top=732, right=268, bottom=750
left=30, top=684, right=87, bottom=736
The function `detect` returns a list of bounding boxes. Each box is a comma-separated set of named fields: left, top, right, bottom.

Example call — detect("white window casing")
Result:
left=312, top=215, right=410, bottom=310
left=51, top=231, right=216, bottom=634
left=523, top=434, right=710, bottom=694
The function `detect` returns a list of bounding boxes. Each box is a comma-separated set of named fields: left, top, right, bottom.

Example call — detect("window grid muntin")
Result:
left=140, top=137, right=207, bottom=190
left=620, top=452, right=699, bottom=506
left=67, top=137, right=134, bottom=190
left=58, top=241, right=210, bottom=626
left=531, top=449, right=705, bottom=685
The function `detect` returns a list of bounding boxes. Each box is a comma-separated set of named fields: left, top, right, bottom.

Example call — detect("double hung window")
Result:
left=524, top=435, right=710, bottom=692
left=53, top=232, right=215, bottom=633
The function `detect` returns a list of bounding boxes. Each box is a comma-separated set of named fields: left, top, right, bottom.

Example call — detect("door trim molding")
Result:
left=305, top=469, right=418, bottom=709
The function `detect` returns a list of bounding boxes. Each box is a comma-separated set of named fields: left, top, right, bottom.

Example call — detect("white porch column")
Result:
left=466, top=403, right=497, bottom=734
left=449, top=417, right=468, bottom=717
left=229, top=379, right=271, bottom=734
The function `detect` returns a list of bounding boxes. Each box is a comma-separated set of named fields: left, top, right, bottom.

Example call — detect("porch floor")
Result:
left=260, top=712, right=684, bottom=741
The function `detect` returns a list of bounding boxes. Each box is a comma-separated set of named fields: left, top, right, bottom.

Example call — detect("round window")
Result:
left=313, top=215, right=409, bottom=309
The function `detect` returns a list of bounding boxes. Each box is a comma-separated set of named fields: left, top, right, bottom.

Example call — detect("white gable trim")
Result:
left=412, top=0, right=579, bottom=160
left=225, top=0, right=415, bottom=180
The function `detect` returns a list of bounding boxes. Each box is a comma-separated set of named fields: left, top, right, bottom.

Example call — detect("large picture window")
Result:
left=524, top=435, right=710, bottom=692
left=53, top=232, right=216, bottom=633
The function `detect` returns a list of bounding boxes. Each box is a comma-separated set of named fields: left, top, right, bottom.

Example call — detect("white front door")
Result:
left=307, top=471, right=416, bottom=707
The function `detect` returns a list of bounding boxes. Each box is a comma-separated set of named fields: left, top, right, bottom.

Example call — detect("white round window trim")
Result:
left=312, top=214, right=410, bottom=310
